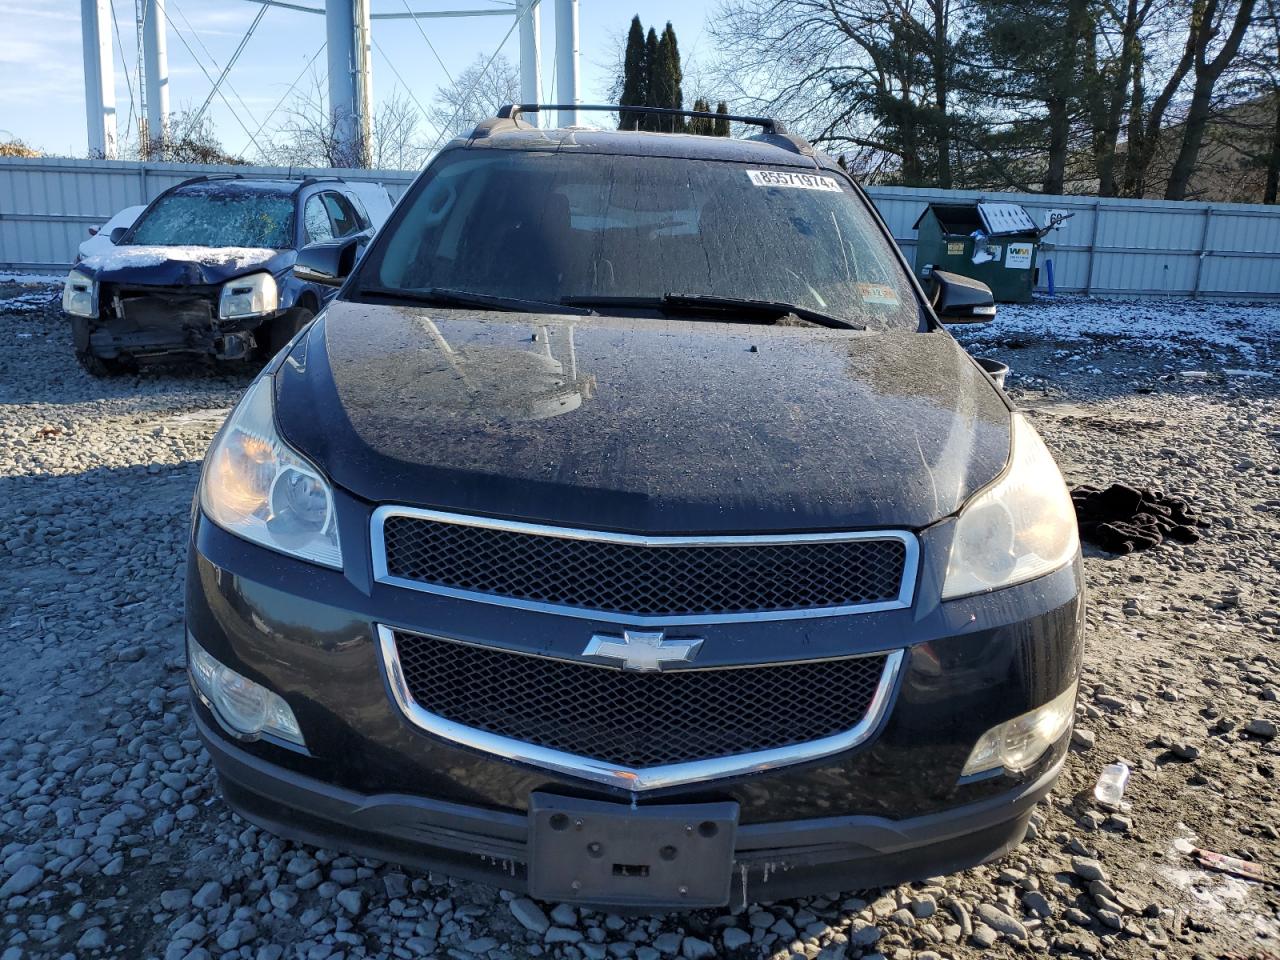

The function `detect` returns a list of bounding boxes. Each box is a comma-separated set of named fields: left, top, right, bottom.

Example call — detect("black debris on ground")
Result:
left=1071, top=482, right=1207, bottom=555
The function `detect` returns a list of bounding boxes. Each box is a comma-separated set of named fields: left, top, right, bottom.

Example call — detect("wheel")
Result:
left=258, top=307, right=315, bottom=361
left=70, top=316, right=128, bottom=377
left=75, top=350, right=130, bottom=377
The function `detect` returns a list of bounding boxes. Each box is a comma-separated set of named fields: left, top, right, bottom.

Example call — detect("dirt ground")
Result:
left=0, top=283, right=1277, bottom=960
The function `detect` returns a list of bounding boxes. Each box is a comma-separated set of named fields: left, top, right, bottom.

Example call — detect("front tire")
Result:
left=71, top=316, right=128, bottom=377
left=258, top=307, right=314, bottom=361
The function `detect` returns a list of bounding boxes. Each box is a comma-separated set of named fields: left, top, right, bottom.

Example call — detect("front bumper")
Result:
left=187, top=507, right=1084, bottom=905
left=200, top=706, right=1064, bottom=907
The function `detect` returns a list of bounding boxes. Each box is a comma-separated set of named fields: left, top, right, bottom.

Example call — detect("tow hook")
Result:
left=215, top=333, right=255, bottom=360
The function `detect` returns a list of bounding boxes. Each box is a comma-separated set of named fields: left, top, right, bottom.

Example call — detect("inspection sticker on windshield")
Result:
left=746, top=170, right=842, bottom=191
left=856, top=282, right=901, bottom=307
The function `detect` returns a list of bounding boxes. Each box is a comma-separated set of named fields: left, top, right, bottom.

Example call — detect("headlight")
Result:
left=962, top=681, right=1077, bottom=776
left=62, top=269, right=97, bottom=317
left=200, top=377, right=342, bottom=568
left=942, top=414, right=1078, bottom=599
left=218, top=272, right=278, bottom=320
left=188, top=634, right=304, bottom=745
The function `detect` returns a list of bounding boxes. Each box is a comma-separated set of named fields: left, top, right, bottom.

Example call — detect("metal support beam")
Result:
left=326, top=0, right=372, bottom=166
left=518, top=0, right=541, bottom=123
left=142, top=0, right=169, bottom=147
left=81, top=0, right=117, bottom=158
left=553, top=0, right=578, bottom=127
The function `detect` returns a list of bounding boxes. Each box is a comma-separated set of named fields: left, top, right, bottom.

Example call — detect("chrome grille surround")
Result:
left=378, top=624, right=905, bottom=791
left=371, top=506, right=918, bottom=626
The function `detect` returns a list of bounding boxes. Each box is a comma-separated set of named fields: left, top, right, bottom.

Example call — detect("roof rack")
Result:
left=479, top=104, right=815, bottom=156
left=495, top=103, right=790, bottom=136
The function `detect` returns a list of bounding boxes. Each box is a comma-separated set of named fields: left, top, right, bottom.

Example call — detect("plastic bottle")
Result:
left=1093, top=762, right=1130, bottom=808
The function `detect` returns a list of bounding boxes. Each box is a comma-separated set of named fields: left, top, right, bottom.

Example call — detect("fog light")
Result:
left=962, top=681, right=1077, bottom=777
left=187, top=634, right=304, bottom=746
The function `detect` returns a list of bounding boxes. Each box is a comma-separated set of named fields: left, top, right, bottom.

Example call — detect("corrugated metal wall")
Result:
left=3, top=157, right=1279, bottom=299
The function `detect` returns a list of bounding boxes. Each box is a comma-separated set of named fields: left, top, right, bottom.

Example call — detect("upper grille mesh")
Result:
left=379, top=515, right=908, bottom=618
left=392, top=631, right=890, bottom=768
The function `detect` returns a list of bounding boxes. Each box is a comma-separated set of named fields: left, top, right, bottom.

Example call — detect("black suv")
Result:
left=185, top=105, right=1084, bottom=910
left=62, top=175, right=378, bottom=374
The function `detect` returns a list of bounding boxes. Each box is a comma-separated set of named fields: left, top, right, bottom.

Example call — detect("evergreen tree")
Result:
left=618, top=16, right=648, bottom=131
left=688, top=98, right=713, bottom=135
left=642, top=27, right=662, bottom=131
left=652, top=23, right=685, bottom=131
left=714, top=101, right=731, bottom=137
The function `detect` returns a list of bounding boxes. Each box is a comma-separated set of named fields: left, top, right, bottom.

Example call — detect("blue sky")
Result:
left=3, top=0, right=719, bottom=158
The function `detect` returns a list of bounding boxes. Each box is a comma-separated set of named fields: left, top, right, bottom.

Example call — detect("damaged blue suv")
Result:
left=62, top=174, right=384, bottom=374
left=185, top=105, right=1084, bottom=910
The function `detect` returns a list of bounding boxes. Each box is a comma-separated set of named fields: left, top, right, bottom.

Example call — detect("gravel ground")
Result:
left=1, top=281, right=1277, bottom=960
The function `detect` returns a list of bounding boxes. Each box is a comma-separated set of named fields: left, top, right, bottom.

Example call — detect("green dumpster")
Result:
left=913, top=201, right=1043, bottom=303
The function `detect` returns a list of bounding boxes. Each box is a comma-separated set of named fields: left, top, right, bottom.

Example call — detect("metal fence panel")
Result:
left=2, top=157, right=1278, bottom=298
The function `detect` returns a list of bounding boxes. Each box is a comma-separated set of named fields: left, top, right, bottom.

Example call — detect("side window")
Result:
left=343, top=191, right=371, bottom=230
left=303, top=194, right=333, bottom=244
left=323, top=192, right=361, bottom=238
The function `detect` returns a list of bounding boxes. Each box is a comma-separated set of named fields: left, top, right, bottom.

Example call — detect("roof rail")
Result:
left=175, top=173, right=245, bottom=187
left=494, top=103, right=790, bottom=136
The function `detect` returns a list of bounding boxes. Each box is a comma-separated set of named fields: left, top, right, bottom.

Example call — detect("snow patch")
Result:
left=80, top=245, right=278, bottom=272
left=956, top=295, right=1280, bottom=361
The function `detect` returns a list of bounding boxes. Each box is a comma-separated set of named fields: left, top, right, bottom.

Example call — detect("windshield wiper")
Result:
left=356, top=286, right=589, bottom=315
left=561, top=293, right=865, bottom=330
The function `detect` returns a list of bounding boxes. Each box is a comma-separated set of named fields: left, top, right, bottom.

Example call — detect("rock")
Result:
left=77, top=927, right=108, bottom=950
left=550, top=903, right=578, bottom=926
left=680, top=937, right=716, bottom=960
left=509, top=897, right=551, bottom=934
left=546, top=927, right=584, bottom=944
left=1245, top=718, right=1277, bottom=739
left=1071, top=856, right=1107, bottom=882
left=335, top=888, right=363, bottom=915
left=970, top=924, right=998, bottom=949
left=848, top=925, right=881, bottom=948
left=1072, top=728, right=1097, bottom=750
left=975, top=903, right=1026, bottom=940
left=0, top=864, right=43, bottom=898
left=191, top=880, right=223, bottom=909
left=908, top=894, right=937, bottom=919
left=1023, top=891, right=1052, bottom=918
left=721, top=927, right=752, bottom=951
left=160, top=889, right=192, bottom=911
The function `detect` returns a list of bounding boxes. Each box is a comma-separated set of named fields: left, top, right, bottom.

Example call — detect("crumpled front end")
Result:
left=83, top=281, right=262, bottom=361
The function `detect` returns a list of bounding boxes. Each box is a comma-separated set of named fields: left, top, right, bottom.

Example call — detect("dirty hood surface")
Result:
left=274, top=300, right=1012, bottom=533
left=77, top=245, right=293, bottom=286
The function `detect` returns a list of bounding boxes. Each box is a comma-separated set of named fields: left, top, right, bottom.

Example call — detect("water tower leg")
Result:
left=554, top=0, right=578, bottom=127
left=518, top=0, right=541, bottom=120
left=327, top=0, right=371, bottom=166
left=82, top=0, right=117, bottom=158
left=143, top=0, right=169, bottom=149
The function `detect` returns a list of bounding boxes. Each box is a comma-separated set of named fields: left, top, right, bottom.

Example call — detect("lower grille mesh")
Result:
left=391, top=631, right=890, bottom=768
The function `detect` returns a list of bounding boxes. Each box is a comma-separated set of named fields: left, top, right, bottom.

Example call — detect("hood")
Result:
left=274, top=301, right=1012, bottom=533
left=77, top=245, right=295, bottom=286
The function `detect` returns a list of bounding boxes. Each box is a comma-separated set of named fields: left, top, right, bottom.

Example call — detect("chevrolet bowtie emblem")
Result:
left=582, top=629, right=704, bottom=672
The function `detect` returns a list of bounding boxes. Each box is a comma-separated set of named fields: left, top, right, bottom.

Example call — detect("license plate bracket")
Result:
left=528, top=792, right=739, bottom=908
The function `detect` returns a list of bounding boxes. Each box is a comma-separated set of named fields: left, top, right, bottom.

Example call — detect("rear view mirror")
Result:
left=109, top=226, right=128, bottom=244
left=294, top=237, right=362, bottom=286
left=929, top=270, right=996, bottom=323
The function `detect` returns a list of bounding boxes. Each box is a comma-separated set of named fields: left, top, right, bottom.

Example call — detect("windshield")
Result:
left=129, top=189, right=295, bottom=249
left=358, top=151, right=920, bottom=331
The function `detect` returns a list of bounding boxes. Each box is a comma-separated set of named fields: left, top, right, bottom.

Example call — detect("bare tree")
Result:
left=430, top=54, right=520, bottom=142
left=711, top=0, right=961, bottom=186
left=370, top=91, right=429, bottom=170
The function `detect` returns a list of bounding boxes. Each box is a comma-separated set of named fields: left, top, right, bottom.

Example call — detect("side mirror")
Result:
left=293, top=237, right=362, bottom=286
left=109, top=226, right=128, bottom=244
left=928, top=269, right=996, bottom=322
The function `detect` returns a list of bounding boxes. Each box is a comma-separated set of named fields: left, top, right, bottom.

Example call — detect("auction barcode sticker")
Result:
left=746, top=170, right=842, bottom=191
